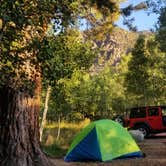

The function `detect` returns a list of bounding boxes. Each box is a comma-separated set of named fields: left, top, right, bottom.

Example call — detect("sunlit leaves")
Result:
left=125, top=35, right=149, bottom=100
left=156, top=8, right=166, bottom=52
left=0, top=0, right=82, bottom=90
left=62, top=63, right=128, bottom=120
left=39, top=29, right=97, bottom=86
left=125, top=34, right=166, bottom=105
left=79, top=0, right=121, bottom=40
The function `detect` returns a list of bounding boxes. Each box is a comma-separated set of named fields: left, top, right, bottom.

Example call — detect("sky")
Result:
left=116, top=0, right=159, bottom=31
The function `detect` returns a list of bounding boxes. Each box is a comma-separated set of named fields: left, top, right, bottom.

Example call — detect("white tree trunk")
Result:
left=40, top=86, right=51, bottom=142
left=56, top=115, right=61, bottom=141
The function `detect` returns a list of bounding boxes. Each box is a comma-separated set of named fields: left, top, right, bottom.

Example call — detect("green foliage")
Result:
left=2, top=0, right=165, bottom=123
left=125, top=33, right=166, bottom=106
left=39, top=29, right=98, bottom=122
left=41, top=53, right=133, bottom=122
left=81, top=0, right=121, bottom=23
left=39, top=29, right=97, bottom=86
left=156, top=7, right=166, bottom=52
left=41, top=4, right=166, bottom=123
left=125, top=35, right=149, bottom=104
left=0, top=0, right=81, bottom=90
left=146, top=38, right=166, bottom=104
left=48, top=84, right=71, bottom=121
left=61, top=63, right=128, bottom=120
left=111, top=55, right=131, bottom=110
left=80, top=0, right=122, bottom=40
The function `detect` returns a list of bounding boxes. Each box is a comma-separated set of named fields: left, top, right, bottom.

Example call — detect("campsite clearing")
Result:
left=51, top=134, right=166, bottom=166
left=64, top=120, right=143, bottom=162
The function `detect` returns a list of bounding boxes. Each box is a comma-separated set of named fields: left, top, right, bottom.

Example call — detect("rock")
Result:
left=129, top=130, right=144, bottom=142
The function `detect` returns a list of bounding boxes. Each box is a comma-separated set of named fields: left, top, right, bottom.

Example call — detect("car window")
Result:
left=130, top=108, right=146, bottom=118
left=148, top=108, right=159, bottom=116
left=162, top=107, right=166, bottom=116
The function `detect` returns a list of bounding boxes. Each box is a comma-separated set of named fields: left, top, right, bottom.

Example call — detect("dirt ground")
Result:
left=51, top=133, right=166, bottom=166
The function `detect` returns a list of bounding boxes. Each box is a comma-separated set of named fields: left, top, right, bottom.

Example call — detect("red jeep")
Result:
left=125, top=106, right=166, bottom=137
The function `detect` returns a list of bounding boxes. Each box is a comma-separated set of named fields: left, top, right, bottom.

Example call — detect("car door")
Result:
left=147, top=107, right=163, bottom=130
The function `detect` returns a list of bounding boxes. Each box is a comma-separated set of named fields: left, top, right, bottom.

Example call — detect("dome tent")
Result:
left=64, top=119, right=143, bottom=162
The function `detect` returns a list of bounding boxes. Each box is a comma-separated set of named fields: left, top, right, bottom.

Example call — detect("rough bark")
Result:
left=0, top=82, right=55, bottom=166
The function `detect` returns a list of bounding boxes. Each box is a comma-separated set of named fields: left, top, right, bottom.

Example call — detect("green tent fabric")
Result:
left=64, top=119, right=143, bottom=162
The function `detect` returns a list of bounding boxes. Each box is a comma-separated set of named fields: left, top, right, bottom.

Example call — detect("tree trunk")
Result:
left=40, top=86, right=51, bottom=142
left=56, top=116, right=61, bottom=141
left=0, top=83, right=54, bottom=165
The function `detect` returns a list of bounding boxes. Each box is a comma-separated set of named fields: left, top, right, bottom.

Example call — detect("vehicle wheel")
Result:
left=113, top=116, right=124, bottom=126
left=135, top=125, right=149, bottom=137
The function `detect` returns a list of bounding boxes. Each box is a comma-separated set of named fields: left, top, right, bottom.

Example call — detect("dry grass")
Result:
left=42, top=119, right=90, bottom=156
left=46, top=119, right=90, bottom=130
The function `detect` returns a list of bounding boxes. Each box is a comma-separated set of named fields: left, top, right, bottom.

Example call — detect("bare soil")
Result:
left=51, top=133, right=166, bottom=166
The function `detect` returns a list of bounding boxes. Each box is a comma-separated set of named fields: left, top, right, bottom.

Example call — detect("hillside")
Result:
left=83, top=27, right=152, bottom=73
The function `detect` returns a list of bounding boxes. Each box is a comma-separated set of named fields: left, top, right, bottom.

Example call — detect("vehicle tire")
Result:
left=113, top=116, right=124, bottom=126
left=134, top=125, right=150, bottom=137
